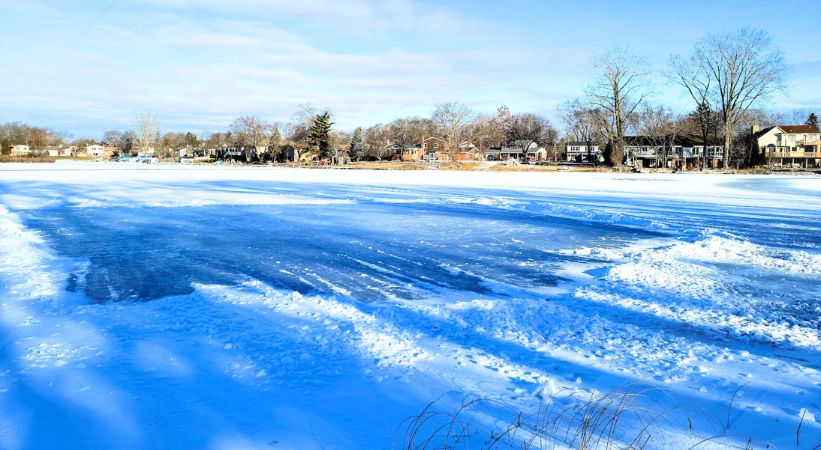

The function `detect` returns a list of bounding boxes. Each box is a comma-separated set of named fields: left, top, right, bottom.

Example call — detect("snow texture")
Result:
left=0, top=161, right=819, bottom=449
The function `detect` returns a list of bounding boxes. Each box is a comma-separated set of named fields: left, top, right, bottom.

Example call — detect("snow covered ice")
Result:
left=0, top=161, right=819, bottom=449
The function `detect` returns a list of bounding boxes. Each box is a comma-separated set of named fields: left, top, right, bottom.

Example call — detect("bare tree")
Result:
left=560, top=100, right=607, bottom=163
left=330, top=130, right=351, bottom=165
left=0, top=122, right=32, bottom=154
left=637, top=104, right=680, bottom=168
left=669, top=54, right=713, bottom=169
left=27, top=128, right=48, bottom=150
left=286, top=104, right=317, bottom=150
left=136, top=113, right=160, bottom=155
left=585, top=48, right=648, bottom=166
left=120, top=130, right=137, bottom=154
left=102, top=130, right=123, bottom=147
left=431, top=102, right=474, bottom=159
left=389, top=117, right=435, bottom=148
left=364, top=123, right=393, bottom=161
left=161, top=132, right=186, bottom=157
left=231, top=116, right=272, bottom=162
left=492, top=105, right=513, bottom=147
left=467, top=114, right=498, bottom=153
left=507, top=113, right=557, bottom=156
left=676, top=28, right=785, bottom=166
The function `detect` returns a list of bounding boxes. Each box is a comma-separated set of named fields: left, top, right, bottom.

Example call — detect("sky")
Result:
left=1, top=0, right=819, bottom=139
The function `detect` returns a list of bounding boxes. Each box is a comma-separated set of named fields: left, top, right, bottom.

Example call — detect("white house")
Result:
left=86, top=144, right=105, bottom=156
left=485, top=142, right=547, bottom=162
left=565, top=141, right=602, bottom=162
left=47, top=146, right=74, bottom=157
left=10, top=145, right=31, bottom=156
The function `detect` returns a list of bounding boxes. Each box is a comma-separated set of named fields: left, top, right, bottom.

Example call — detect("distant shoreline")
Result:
left=0, top=159, right=817, bottom=176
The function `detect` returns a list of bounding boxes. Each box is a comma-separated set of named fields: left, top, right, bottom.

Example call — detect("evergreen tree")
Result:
left=349, top=127, right=365, bottom=161
left=308, top=111, right=333, bottom=160
left=269, top=127, right=282, bottom=161
left=806, top=112, right=819, bottom=129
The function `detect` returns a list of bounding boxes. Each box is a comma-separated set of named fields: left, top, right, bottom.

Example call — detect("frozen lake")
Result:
left=0, top=162, right=819, bottom=449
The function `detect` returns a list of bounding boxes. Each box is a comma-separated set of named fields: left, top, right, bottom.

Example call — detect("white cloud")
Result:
left=1, top=0, right=568, bottom=136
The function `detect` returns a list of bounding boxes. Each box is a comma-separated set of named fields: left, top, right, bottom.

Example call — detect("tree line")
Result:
left=79, top=103, right=561, bottom=163
left=562, top=27, right=794, bottom=167
left=3, top=27, right=815, bottom=167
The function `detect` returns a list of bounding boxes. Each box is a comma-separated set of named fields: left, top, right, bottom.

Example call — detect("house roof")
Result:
left=752, top=126, right=777, bottom=140
left=622, top=136, right=663, bottom=146
left=566, top=141, right=600, bottom=146
left=777, top=125, right=820, bottom=134
left=673, top=135, right=724, bottom=147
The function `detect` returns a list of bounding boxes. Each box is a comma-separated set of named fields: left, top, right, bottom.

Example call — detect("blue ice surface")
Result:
left=16, top=181, right=669, bottom=303
left=14, top=178, right=819, bottom=304
left=2, top=176, right=821, bottom=449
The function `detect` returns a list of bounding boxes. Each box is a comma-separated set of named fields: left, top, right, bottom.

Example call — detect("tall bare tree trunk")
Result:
left=724, top=119, right=733, bottom=168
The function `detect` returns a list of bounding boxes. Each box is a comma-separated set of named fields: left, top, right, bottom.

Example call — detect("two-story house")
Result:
left=401, top=136, right=480, bottom=162
left=401, top=136, right=447, bottom=161
left=752, top=124, right=821, bottom=168
left=86, top=144, right=106, bottom=156
left=622, top=136, right=724, bottom=168
left=564, top=141, right=602, bottom=162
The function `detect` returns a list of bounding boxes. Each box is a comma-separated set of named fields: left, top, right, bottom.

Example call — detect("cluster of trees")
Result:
left=345, top=103, right=558, bottom=162
left=0, top=122, right=68, bottom=155
left=90, top=108, right=337, bottom=162
left=561, top=27, right=790, bottom=166
left=221, top=107, right=337, bottom=162
left=92, top=103, right=560, bottom=164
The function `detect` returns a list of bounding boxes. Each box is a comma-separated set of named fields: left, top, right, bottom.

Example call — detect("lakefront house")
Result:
left=564, top=141, right=602, bottom=162
left=622, top=136, right=724, bottom=168
left=751, top=124, right=821, bottom=168
left=485, top=142, right=548, bottom=162
left=10, top=144, right=31, bottom=156
left=401, top=135, right=481, bottom=162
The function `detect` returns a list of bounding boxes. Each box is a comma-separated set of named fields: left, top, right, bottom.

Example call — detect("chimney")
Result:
left=752, top=123, right=760, bottom=134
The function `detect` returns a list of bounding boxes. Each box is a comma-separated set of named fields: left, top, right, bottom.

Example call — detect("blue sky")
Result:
left=1, top=0, right=819, bottom=139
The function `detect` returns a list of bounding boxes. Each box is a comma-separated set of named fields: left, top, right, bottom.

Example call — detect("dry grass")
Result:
left=487, top=165, right=617, bottom=173
left=394, top=384, right=755, bottom=450
left=349, top=161, right=431, bottom=170
left=346, top=161, right=608, bottom=172
left=0, top=155, right=56, bottom=163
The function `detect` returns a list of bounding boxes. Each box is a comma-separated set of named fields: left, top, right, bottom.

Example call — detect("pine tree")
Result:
left=269, top=127, right=282, bottom=161
left=349, top=127, right=365, bottom=161
left=806, top=113, right=819, bottom=129
left=308, top=111, right=333, bottom=160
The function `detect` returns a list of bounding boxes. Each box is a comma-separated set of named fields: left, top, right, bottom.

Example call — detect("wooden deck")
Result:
left=766, top=152, right=821, bottom=159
